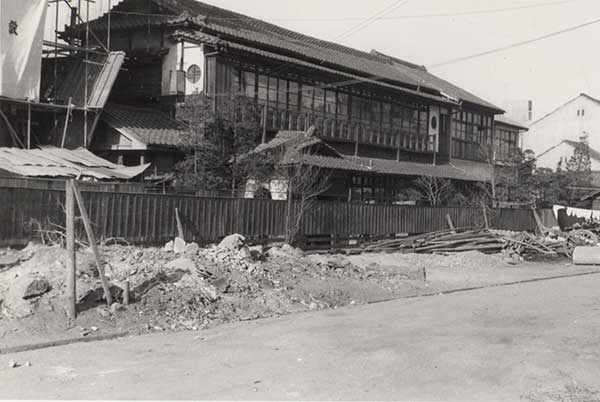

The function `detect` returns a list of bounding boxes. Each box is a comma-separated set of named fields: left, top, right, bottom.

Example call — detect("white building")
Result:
left=523, top=93, right=600, bottom=170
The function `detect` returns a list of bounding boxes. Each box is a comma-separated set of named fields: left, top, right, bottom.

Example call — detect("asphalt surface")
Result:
left=2, top=272, right=600, bottom=400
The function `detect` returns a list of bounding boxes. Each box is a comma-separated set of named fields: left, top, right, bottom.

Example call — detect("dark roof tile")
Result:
left=70, top=0, right=502, bottom=112
left=103, top=104, right=190, bottom=147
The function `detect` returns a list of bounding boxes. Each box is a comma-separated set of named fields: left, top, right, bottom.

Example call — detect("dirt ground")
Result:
left=3, top=273, right=600, bottom=400
left=1, top=237, right=598, bottom=349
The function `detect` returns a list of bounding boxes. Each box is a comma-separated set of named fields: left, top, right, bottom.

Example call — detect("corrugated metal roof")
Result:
left=66, top=0, right=502, bottom=112
left=0, top=147, right=149, bottom=180
left=102, top=104, right=190, bottom=147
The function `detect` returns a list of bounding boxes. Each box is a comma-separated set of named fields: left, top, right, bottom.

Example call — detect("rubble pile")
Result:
left=0, top=232, right=566, bottom=345
left=1, top=235, right=402, bottom=336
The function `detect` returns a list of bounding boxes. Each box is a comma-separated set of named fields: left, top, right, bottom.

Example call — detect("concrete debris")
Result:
left=23, top=278, right=51, bottom=300
left=198, top=279, right=219, bottom=302
left=163, top=241, right=174, bottom=252
left=1, top=231, right=561, bottom=345
left=96, top=305, right=111, bottom=318
left=165, top=257, right=196, bottom=272
left=110, top=303, right=126, bottom=314
left=218, top=234, right=246, bottom=251
left=267, top=244, right=304, bottom=260
left=185, top=242, right=200, bottom=255
left=249, top=245, right=265, bottom=260
left=211, top=276, right=230, bottom=293
left=8, top=360, right=17, bottom=368
left=173, top=237, right=187, bottom=254
left=24, top=361, right=31, bottom=367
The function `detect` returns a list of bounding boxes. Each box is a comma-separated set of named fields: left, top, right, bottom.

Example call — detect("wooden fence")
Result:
left=0, top=182, right=555, bottom=247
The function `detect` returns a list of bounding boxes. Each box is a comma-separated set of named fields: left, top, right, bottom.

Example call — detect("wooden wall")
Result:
left=0, top=180, right=551, bottom=247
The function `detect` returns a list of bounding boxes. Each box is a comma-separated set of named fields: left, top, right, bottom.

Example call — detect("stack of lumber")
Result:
left=361, top=228, right=597, bottom=258
left=363, top=229, right=503, bottom=254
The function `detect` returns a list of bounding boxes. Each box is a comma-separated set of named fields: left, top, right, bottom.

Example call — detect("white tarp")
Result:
left=0, top=0, right=48, bottom=101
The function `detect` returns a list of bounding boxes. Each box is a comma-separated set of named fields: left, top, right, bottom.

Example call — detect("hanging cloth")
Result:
left=0, top=0, right=49, bottom=101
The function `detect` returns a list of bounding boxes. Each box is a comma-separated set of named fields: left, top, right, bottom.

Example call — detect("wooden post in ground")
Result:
left=482, top=205, right=490, bottom=230
left=123, top=280, right=130, bottom=306
left=445, top=214, right=456, bottom=233
left=66, top=179, right=77, bottom=319
left=175, top=208, right=185, bottom=240
left=70, top=180, right=113, bottom=306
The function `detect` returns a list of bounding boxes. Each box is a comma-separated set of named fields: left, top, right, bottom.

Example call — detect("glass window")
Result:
left=421, top=110, right=429, bottom=136
left=351, top=96, right=362, bottom=120
left=325, top=90, right=336, bottom=115
left=301, top=84, right=314, bottom=110
left=382, top=103, right=391, bottom=125
left=288, top=81, right=299, bottom=109
left=243, top=71, right=256, bottom=98
left=337, top=93, right=349, bottom=117
left=361, top=99, right=373, bottom=122
left=268, top=76, right=278, bottom=105
left=314, top=87, right=325, bottom=114
left=372, top=101, right=381, bottom=124
left=257, top=74, right=268, bottom=101
left=278, top=79, right=288, bottom=109
left=392, top=104, right=403, bottom=126
left=231, top=67, right=241, bottom=93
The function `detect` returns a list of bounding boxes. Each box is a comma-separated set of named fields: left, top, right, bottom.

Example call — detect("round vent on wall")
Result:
left=186, top=64, right=202, bottom=84
left=430, top=116, right=438, bottom=130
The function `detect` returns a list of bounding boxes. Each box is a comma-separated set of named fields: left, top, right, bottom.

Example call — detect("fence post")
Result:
left=65, top=179, right=76, bottom=319
left=71, top=180, right=113, bottom=306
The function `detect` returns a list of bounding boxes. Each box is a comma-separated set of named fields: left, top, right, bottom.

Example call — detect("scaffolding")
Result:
left=1, top=0, right=118, bottom=149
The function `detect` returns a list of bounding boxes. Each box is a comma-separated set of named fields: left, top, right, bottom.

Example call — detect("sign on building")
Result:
left=0, top=0, right=48, bottom=101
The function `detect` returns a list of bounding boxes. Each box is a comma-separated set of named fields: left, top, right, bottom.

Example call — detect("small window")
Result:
left=582, top=109, right=585, bottom=116
left=186, top=64, right=202, bottom=84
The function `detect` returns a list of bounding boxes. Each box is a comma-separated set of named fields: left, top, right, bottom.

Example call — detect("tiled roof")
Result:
left=70, top=0, right=502, bottom=112
left=252, top=128, right=491, bottom=182
left=298, top=155, right=492, bottom=182
left=102, top=104, right=190, bottom=147
left=495, top=114, right=529, bottom=130
left=175, top=31, right=456, bottom=106
left=249, top=127, right=343, bottom=161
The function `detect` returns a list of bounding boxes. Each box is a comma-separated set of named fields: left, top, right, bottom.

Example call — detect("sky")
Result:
left=45, top=0, right=600, bottom=121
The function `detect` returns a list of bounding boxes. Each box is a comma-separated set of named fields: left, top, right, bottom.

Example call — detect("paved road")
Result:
left=2, top=273, right=600, bottom=400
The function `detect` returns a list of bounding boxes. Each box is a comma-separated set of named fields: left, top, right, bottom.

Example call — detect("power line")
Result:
left=108, top=0, right=573, bottom=22
left=333, top=0, right=410, bottom=41
left=428, top=15, right=600, bottom=69
left=267, top=0, right=410, bottom=80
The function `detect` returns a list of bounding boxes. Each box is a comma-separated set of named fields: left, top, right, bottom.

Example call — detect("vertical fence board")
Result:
left=0, top=182, right=554, bottom=247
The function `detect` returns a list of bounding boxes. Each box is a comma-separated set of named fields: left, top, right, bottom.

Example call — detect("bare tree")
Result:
left=279, top=161, right=330, bottom=245
left=415, top=175, right=454, bottom=206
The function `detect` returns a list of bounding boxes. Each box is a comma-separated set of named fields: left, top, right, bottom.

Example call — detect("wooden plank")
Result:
left=71, top=181, right=113, bottom=306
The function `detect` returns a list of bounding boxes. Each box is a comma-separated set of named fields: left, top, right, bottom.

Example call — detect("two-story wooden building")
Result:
left=61, top=0, right=508, bottom=202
